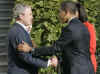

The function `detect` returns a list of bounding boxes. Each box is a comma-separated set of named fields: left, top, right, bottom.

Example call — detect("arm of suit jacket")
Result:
left=33, top=27, right=72, bottom=56
left=9, top=32, right=48, bottom=68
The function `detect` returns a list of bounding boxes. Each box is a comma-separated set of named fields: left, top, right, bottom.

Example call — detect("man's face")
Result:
left=20, top=7, right=33, bottom=26
left=59, top=9, right=69, bottom=23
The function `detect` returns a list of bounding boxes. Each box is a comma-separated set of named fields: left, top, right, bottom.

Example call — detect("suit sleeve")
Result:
left=33, top=27, right=72, bottom=56
left=9, top=32, right=48, bottom=68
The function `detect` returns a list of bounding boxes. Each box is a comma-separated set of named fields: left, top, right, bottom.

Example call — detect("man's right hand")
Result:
left=17, top=41, right=32, bottom=52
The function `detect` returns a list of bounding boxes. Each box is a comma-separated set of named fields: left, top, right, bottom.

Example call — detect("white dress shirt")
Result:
left=16, top=21, right=28, bottom=32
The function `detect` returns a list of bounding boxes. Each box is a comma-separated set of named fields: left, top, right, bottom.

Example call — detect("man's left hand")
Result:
left=17, top=41, right=32, bottom=52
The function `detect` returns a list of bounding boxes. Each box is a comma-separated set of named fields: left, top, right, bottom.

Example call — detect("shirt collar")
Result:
left=16, top=21, right=28, bottom=33
left=67, top=16, right=77, bottom=24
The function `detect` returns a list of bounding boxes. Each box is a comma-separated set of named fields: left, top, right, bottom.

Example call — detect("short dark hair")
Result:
left=60, top=1, right=78, bottom=15
left=76, top=2, right=88, bottom=22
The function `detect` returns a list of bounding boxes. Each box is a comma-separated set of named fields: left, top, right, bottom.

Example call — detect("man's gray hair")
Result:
left=13, top=3, right=31, bottom=18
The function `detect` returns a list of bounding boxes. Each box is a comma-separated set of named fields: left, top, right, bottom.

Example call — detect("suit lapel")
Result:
left=14, top=23, right=33, bottom=47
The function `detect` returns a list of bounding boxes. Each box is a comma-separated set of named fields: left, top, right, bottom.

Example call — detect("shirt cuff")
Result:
left=32, top=48, right=35, bottom=52
left=47, top=59, right=52, bottom=67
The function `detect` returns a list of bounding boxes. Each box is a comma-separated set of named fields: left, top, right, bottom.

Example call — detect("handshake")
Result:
left=48, top=56, right=58, bottom=67
left=17, top=41, right=58, bottom=68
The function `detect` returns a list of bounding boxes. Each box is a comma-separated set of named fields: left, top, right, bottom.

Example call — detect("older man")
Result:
left=8, top=3, right=57, bottom=74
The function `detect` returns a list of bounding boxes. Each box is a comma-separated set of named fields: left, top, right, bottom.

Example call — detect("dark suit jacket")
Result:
left=8, top=23, right=48, bottom=74
left=33, top=18, right=94, bottom=74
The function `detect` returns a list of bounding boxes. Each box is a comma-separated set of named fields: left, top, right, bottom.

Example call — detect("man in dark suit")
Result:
left=18, top=1, right=95, bottom=74
left=8, top=3, right=58, bottom=74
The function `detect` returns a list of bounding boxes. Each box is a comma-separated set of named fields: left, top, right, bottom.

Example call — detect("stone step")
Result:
left=0, top=9, right=12, bottom=12
left=0, top=53, right=8, bottom=62
left=0, top=32, right=8, bottom=53
left=0, top=48, right=8, bottom=53
left=0, top=72, right=7, bottom=74
left=0, top=62, right=8, bottom=66
left=0, top=1, right=14, bottom=9
left=0, top=0, right=14, bottom=4
left=0, top=43, right=8, bottom=50
left=0, top=43, right=7, bottom=46
left=0, top=34, right=7, bottom=38
left=0, top=61, right=8, bottom=72
left=0, top=53, right=8, bottom=72
left=0, top=25, right=10, bottom=29
left=0, top=8, right=13, bottom=17
left=0, top=65, right=8, bottom=72
left=0, top=11, right=12, bottom=17
left=0, top=21, right=10, bottom=25
left=0, top=28, right=9, bottom=34
left=0, top=17, right=11, bottom=20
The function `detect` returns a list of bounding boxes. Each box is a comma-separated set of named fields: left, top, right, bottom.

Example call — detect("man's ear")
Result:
left=64, top=12, right=68, bottom=22
left=19, top=14, right=24, bottom=20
